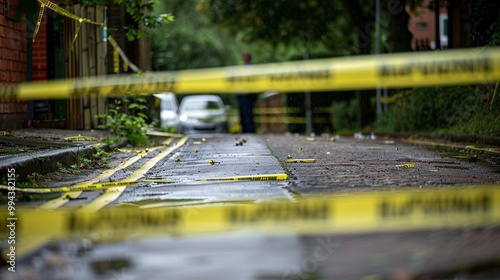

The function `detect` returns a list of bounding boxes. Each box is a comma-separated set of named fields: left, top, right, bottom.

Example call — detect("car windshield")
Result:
left=161, top=100, right=173, bottom=110
left=183, top=100, right=220, bottom=111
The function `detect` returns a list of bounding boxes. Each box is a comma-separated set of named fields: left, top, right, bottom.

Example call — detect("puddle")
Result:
left=115, top=180, right=292, bottom=208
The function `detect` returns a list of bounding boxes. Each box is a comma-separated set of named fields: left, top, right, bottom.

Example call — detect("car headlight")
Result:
left=179, top=114, right=188, bottom=122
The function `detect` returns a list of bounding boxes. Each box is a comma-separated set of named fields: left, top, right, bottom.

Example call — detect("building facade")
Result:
left=0, top=0, right=28, bottom=129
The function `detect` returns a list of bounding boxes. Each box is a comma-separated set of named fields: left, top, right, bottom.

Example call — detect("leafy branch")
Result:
left=78, top=0, right=174, bottom=40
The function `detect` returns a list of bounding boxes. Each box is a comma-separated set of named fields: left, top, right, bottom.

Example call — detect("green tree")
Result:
left=149, top=0, right=245, bottom=70
left=77, top=0, right=173, bottom=40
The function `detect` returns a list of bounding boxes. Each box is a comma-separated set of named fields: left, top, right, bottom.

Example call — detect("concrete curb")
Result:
left=0, top=137, right=128, bottom=182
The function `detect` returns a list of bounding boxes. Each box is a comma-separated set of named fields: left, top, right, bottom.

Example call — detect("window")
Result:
left=442, top=18, right=449, bottom=36
left=416, top=22, right=427, bottom=30
left=184, top=101, right=221, bottom=111
left=6, top=0, right=20, bottom=21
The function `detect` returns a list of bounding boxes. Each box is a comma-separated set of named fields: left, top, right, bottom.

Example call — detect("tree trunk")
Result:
left=385, top=0, right=412, bottom=52
left=340, top=0, right=375, bottom=129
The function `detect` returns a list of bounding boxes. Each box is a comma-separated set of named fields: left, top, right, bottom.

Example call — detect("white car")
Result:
left=178, top=95, right=228, bottom=134
left=154, top=93, right=180, bottom=130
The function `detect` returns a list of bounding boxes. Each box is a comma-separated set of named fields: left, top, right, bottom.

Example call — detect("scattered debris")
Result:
left=468, top=154, right=479, bottom=162
left=284, top=159, right=316, bottom=163
left=397, top=163, right=415, bottom=168
left=64, top=134, right=98, bottom=142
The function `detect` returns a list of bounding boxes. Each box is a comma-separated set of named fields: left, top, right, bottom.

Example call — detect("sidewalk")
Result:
left=0, top=128, right=126, bottom=181
left=265, top=133, right=500, bottom=194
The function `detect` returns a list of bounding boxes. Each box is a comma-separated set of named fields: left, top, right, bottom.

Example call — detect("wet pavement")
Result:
left=265, top=134, right=500, bottom=194
left=1, top=130, right=500, bottom=279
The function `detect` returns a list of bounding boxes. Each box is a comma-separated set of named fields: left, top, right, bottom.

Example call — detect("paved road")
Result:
left=3, top=132, right=500, bottom=280
left=25, top=133, right=500, bottom=210
left=265, top=134, right=500, bottom=194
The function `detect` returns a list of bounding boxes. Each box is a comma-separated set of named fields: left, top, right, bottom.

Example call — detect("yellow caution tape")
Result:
left=146, top=130, right=184, bottom=138
left=2, top=187, right=500, bottom=240
left=223, top=174, right=287, bottom=180
left=255, top=116, right=329, bottom=124
left=115, top=148, right=150, bottom=154
left=63, top=134, right=98, bottom=141
left=201, top=173, right=288, bottom=181
left=32, top=2, right=45, bottom=42
left=2, top=47, right=500, bottom=100
left=142, top=173, right=288, bottom=183
left=80, top=137, right=190, bottom=212
left=284, top=159, right=316, bottom=163
left=253, top=107, right=303, bottom=114
left=0, top=181, right=140, bottom=193
left=38, top=147, right=162, bottom=210
left=113, top=47, right=120, bottom=73
left=0, top=173, right=287, bottom=193
left=108, top=35, right=141, bottom=73
left=397, top=163, right=415, bottom=168
left=38, top=0, right=104, bottom=26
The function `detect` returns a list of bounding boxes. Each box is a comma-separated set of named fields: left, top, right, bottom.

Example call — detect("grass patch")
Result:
left=0, top=146, right=32, bottom=154
left=374, top=85, right=500, bottom=136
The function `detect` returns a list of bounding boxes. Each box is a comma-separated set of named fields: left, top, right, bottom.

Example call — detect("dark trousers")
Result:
left=237, top=94, right=257, bottom=133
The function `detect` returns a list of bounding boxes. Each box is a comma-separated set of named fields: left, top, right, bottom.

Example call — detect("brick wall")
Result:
left=0, top=0, right=28, bottom=129
left=32, top=7, right=47, bottom=81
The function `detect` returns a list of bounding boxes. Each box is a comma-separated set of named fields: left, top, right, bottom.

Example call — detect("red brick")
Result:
left=0, top=114, right=28, bottom=129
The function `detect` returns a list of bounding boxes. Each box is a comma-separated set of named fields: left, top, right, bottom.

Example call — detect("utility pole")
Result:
left=375, top=0, right=382, bottom=115
left=435, top=0, right=441, bottom=49
left=304, top=49, right=313, bottom=135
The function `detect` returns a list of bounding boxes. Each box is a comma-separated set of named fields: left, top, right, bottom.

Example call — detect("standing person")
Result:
left=237, top=52, right=257, bottom=133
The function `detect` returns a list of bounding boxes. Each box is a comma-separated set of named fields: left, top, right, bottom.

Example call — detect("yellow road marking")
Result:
left=162, top=137, right=175, bottom=146
left=38, top=147, right=161, bottom=210
left=78, top=136, right=189, bottom=212
left=146, top=131, right=184, bottom=138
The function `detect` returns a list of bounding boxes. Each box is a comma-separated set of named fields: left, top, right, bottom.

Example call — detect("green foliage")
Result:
left=375, top=86, right=500, bottom=135
left=199, top=0, right=342, bottom=46
left=149, top=0, right=242, bottom=70
left=76, top=0, right=174, bottom=41
left=98, top=98, right=152, bottom=146
left=330, top=99, right=359, bottom=134
left=471, top=0, right=500, bottom=46
left=100, top=136, right=121, bottom=145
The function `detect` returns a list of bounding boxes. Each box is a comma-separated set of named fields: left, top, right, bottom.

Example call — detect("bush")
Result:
left=375, top=85, right=500, bottom=135
left=97, top=97, right=152, bottom=146
left=329, top=99, right=359, bottom=134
